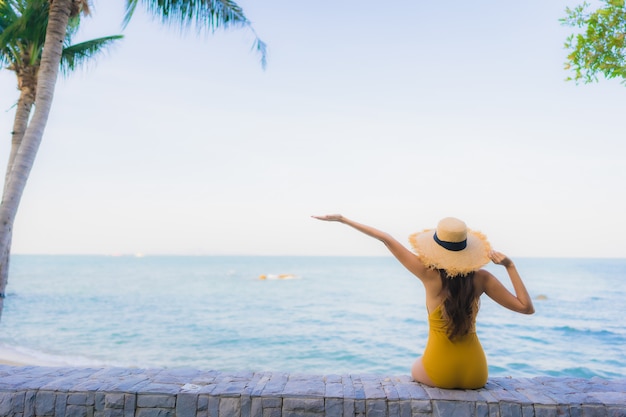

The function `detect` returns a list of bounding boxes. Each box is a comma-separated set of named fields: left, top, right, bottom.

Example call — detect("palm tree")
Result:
left=0, top=0, right=123, bottom=316
left=0, top=0, right=265, bottom=319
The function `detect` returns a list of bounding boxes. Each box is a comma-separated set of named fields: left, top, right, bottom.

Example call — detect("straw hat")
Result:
left=408, top=217, right=491, bottom=277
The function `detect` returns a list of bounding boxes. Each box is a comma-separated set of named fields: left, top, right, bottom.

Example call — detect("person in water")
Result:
left=312, top=214, right=534, bottom=389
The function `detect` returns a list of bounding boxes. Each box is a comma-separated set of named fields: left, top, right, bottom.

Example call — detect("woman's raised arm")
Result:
left=480, top=250, right=535, bottom=314
left=312, top=214, right=430, bottom=279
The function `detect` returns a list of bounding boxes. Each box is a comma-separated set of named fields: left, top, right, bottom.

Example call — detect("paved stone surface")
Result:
left=0, top=365, right=623, bottom=417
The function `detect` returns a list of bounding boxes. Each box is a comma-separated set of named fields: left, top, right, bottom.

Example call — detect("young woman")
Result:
left=313, top=214, right=534, bottom=389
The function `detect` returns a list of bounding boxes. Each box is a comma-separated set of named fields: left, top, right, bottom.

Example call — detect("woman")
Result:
left=312, top=214, right=534, bottom=389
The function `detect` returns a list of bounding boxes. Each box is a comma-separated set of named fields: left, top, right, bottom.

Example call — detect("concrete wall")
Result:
left=0, top=365, right=624, bottom=417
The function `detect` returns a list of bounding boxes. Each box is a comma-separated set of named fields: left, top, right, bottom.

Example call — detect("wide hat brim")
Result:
left=409, top=228, right=491, bottom=276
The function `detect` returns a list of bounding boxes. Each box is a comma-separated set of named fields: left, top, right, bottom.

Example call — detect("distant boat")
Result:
left=259, top=274, right=298, bottom=280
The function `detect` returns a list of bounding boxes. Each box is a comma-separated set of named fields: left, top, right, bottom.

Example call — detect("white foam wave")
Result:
left=0, top=342, right=110, bottom=367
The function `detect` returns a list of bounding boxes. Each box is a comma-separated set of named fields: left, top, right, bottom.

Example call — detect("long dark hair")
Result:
left=438, top=269, right=479, bottom=340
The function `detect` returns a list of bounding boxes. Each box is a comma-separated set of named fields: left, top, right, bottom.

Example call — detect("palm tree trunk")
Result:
left=0, top=0, right=72, bottom=320
left=0, top=80, right=37, bottom=312
left=6, top=73, right=37, bottom=184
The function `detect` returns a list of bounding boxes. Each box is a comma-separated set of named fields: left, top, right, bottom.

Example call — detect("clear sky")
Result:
left=1, top=0, right=625, bottom=257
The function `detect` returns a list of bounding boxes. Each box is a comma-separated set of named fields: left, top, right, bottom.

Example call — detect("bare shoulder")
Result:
left=473, top=269, right=494, bottom=293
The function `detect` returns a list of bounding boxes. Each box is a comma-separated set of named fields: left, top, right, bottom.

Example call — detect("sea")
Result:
left=0, top=255, right=624, bottom=379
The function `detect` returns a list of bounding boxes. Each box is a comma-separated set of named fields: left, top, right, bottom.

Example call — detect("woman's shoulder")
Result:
left=473, top=269, right=494, bottom=292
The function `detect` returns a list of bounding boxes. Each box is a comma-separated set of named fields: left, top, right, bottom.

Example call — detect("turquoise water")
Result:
left=1, top=255, right=625, bottom=379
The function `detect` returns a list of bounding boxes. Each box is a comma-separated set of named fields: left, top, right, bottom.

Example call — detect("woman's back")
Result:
left=422, top=303, right=488, bottom=389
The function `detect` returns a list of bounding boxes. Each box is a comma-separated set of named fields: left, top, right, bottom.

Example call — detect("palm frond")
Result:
left=123, top=0, right=140, bottom=29
left=0, top=0, right=19, bottom=33
left=0, top=0, right=48, bottom=48
left=124, top=0, right=267, bottom=67
left=59, top=35, right=124, bottom=75
left=128, top=0, right=249, bottom=30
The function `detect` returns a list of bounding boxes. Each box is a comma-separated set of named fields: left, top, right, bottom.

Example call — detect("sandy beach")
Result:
left=0, top=344, right=65, bottom=367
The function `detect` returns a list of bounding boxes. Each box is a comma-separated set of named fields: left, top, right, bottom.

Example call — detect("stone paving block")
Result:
left=176, top=393, right=198, bottom=417
left=393, top=381, right=428, bottom=400
left=365, top=399, right=387, bottom=417
left=380, top=379, right=399, bottom=401
left=324, top=382, right=343, bottom=399
left=354, top=399, right=365, bottom=414
left=283, top=377, right=325, bottom=398
left=123, top=394, right=136, bottom=417
left=0, top=392, right=15, bottom=416
left=436, top=388, right=482, bottom=402
left=197, top=396, right=209, bottom=412
left=387, top=400, right=400, bottom=417
left=325, top=375, right=341, bottom=384
left=14, top=391, right=26, bottom=414
left=212, top=377, right=249, bottom=397
left=487, top=402, right=500, bottom=417
left=283, top=397, right=324, bottom=414
left=103, top=394, right=124, bottom=410
left=218, top=397, right=241, bottom=417
left=570, top=404, right=583, bottom=417
left=516, top=387, right=558, bottom=405
left=135, top=409, right=173, bottom=417
left=261, top=407, right=281, bottom=417
left=410, top=400, right=431, bottom=414
left=498, top=402, right=522, bottom=417
left=261, top=374, right=289, bottom=396
left=153, top=369, right=204, bottom=384
left=432, top=400, right=473, bottom=417
left=55, top=393, right=68, bottom=417
left=261, top=398, right=281, bottom=409
left=250, top=375, right=271, bottom=397
left=353, top=382, right=366, bottom=401
left=488, top=387, right=531, bottom=404
left=103, top=409, right=124, bottom=417
left=241, top=374, right=264, bottom=397
left=360, top=377, right=385, bottom=400
left=197, top=385, right=217, bottom=396
left=67, top=393, right=95, bottom=406
left=521, top=404, right=534, bottom=417
left=65, top=405, right=93, bottom=417
left=250, top=397, right=262, bottom=417
left=94, top=393, right=105, bottom=412
left=137, top=384, right=180, bottom=395
left=137, top=394, right=175, bottom=409
left=35, top=391, right=56, bottom=416
left=606, top=406, right=626, bottom=417
left=342, top=398, right=354, bottom=417
left=591, top=392, right=626, bottom=406
left=324, top=397, right=342, bottom=417
left=341, top=376, right=355, bottom=400
left=475, top=401, right=488, bottom=417
left=208, top=396, right=219, bottom=417
left=477, top=389, right=499, bottom=404
left=240, top=395, right=251, bottom=417
left=397, top=400, right=411, bottom=417
left=581, top=404, right=608, bottom=417
left=110, top=377, right=152, bottom=392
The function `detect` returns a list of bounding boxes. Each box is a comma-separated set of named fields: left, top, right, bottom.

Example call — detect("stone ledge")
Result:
left=0, top=365, right=624, bottom=417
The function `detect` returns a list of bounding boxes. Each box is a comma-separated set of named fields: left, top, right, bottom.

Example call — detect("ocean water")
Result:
left=0, top=255, right=625, bottom=379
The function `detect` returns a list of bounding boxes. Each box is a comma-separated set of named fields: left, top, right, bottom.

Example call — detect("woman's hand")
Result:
left=489, top=250, right=513, bottom=268
left=486, top=250, right=534, bottom=314
left=312, top=214, right=344, bottom=222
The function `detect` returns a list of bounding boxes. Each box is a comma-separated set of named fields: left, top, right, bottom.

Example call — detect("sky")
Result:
left=1, top=0, right=625, bottom=257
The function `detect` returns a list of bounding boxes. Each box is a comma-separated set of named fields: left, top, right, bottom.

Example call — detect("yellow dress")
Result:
left=421, top=304, right=488, bottom=389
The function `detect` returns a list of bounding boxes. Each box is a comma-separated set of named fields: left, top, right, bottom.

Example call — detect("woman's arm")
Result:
left=480, top=250, right=535, bottom=314
left=312, top=214, right=431, bottom=279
